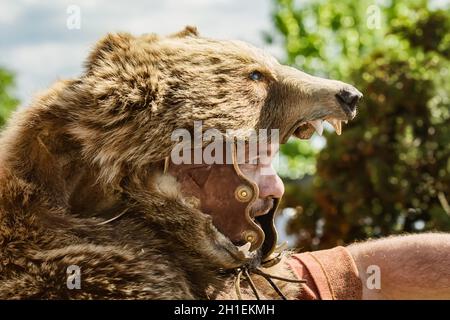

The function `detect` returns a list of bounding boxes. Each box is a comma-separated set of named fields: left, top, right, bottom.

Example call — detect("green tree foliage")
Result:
left=270, top=0, right=450, bottom=249
left=0, top=68, right=18, bottom=128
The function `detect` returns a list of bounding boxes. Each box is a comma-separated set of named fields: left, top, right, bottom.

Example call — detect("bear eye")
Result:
left=249, top=70, right=263, bottom=81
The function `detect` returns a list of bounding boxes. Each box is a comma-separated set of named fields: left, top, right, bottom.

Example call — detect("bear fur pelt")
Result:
left=0, top=24, right=360, bottom=299
left=0, top=27, right=309, bottom=299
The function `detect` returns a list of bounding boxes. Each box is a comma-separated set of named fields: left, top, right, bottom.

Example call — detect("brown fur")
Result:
left=0, top=27, right=356, bottom=299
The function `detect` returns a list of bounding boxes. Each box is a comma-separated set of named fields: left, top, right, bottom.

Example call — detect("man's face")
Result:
left=238, top=143, right=284, bottom=218
left=167, top=143, right=284, bottom=247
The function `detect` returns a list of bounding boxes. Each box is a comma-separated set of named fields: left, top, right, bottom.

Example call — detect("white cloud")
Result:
left=0, top=42, right=88, bottom=107
left=0, top=1, right=22, bottom=24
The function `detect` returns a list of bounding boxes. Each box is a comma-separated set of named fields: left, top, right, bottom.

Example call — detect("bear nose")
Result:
left=335, top=88, right=363, bottom=115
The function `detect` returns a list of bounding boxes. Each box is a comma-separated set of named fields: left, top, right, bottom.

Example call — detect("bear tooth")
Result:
left=237, top=242, right=252, bottom=256
left=309, top=120, right=324, bottom=136
left=336, top=121, right=342, bottom=135
left=327, top=119, right=342, bottom=135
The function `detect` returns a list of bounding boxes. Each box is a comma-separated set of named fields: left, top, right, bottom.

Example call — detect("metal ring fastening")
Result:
left=234, top=185, right=253, bottom=202
left=242, top=230, right=258, bottom=245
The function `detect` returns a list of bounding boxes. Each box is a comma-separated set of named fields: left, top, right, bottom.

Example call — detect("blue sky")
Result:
left=0, top=0, right=283, bottom=107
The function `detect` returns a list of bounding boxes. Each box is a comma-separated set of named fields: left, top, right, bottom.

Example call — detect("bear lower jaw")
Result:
left=294, top=123, right=315, bottom=139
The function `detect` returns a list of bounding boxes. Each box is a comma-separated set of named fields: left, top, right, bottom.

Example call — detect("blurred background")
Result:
left=1, top=0, right=449, bottom=250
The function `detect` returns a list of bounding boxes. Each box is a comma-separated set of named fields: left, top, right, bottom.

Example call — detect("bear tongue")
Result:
left=293, top=123, right=315, bottom=139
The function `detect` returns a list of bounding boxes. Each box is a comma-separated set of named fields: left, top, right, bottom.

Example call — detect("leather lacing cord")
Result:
left=76, top=208, right=130, bottom=227
left=233, top=253, right=306, bottom=300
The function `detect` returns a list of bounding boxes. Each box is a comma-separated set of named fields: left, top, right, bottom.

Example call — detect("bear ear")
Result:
left=85, top=32, right=133, bottom=73
left=170, top=25, right=199, bottom=38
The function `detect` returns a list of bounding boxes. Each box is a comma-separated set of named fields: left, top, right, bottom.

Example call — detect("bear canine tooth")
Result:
left=327, top=119, right=342, bottom=135
left=237, top=242, right=251, bottom=255
left=335, top=121, right=342, bottom=135
left=309, top=120, right=324, bottom=136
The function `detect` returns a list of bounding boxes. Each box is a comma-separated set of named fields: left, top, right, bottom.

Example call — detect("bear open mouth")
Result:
left=293, top=118, right=348, bottom=139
